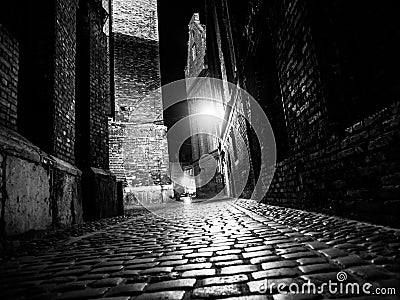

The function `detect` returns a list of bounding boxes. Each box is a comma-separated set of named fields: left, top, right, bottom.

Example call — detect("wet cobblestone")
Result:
left=0, top=199, right=399, bottom=299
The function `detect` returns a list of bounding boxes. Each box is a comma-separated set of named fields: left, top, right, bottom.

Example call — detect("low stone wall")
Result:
left=124, top=185, right=173, bottom=209
left=0, top=126, right=82, bottom=237
left=265, top=102, right=400, bottom=227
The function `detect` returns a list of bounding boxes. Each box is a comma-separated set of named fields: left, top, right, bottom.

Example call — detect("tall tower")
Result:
left=109, top=0, right=169, bottom=201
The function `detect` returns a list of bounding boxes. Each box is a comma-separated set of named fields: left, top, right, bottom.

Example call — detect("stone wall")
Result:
left=0, top=127, right=82, bottom=236
left=124, top=185, right=173, bottom=209
left=0, top=24, right=18, bottom=131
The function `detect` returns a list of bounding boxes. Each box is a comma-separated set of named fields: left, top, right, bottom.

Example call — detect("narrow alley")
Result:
left=1, top=0, right=400, bottom=299
left=1, top=199, right=399, bottom=299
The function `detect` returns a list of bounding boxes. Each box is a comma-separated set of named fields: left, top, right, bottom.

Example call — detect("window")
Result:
left=192, top=43, right=197, bottom=61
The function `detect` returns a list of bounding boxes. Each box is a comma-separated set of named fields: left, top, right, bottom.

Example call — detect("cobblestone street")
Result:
left=1, top=199, right=399, bottom=300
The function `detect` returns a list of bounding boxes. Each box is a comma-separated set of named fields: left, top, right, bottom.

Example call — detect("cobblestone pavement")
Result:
left=1, top=199, right=399, bottom=300
left=0, top=208, right=149, bottom=258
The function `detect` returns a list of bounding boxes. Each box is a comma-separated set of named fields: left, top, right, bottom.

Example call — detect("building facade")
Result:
left=184, top=14, right=226, bottom=199
left=200, top=0, right=400, bottom=226
left=0, top=0, right=119, bottom=236
left=109, top=0, right=170, bottom=205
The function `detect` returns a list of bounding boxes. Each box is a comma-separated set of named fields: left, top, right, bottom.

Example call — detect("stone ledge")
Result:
left=0, top=125, right=81, bottom=176
left=0, top=125, right=41, bottom=163
left=90, top=167, right=113, bottom=177
left=0, top=126, right=83, bottom=236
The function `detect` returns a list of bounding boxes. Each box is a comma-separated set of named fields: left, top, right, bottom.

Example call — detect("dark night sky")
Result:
left=157, top=0, right=206, bottom=127
left=157, top=0, right=205, bottom=86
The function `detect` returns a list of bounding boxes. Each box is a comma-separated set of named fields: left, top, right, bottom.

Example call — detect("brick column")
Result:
left=75, top=0, right=117, bottom=220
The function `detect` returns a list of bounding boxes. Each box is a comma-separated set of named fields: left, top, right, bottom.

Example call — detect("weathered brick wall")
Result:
left=113, top=0, right=158, bottom=40
left=0, top=24, right=18, bottom=131
left=113, top=33, right=162, bottom=123
left=217, top=0, right=400, bottom=226
left=52, top=0, right=78, bottom=164
left=257, top=0, right=400, bottom=226
left=110, top=123, right=169, bottom=185
left=267, top=102, right=400, bottom=226
left=109, top=123, right=125, bottom=180
left=110, top=0, right=169, bottom=189
left=223, top=98, right=255, bottom=199
left=0, top=0, right=118, bottom=235
left=11, top=0, right=78, bottom=164
left=267, top=0, right=328, bottom=152
left=88, top=1, right=109, bottom=169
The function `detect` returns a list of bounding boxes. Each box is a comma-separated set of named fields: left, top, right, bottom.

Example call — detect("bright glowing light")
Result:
left=198, top=101, right=222, bottom=118
left=201, top=105, right=218, bottom=117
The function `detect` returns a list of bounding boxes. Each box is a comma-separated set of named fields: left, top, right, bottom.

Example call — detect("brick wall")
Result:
left=267, top=102, right=400, bottom=226
left=113, top=0, right=158, bottom=40
left=228, top=0, right=400, bottom=226
left=52, top=0, right=78, bottom=164
left=0, top=24, right=18, bottom=130
left=205, top=0, right=400, bottom=226
left=88, top=1, right=109, bottom=169
left=75, top=0, right=111, bottom=170
left=110, top=123, right=169, bottom=185
left=258, top=0, right=400, bottom=226
left=224, top=100, right=255, bottom=199
left=14, top=1, right=55, bottom=155
left=110, top=0, right=169, bottom=189
left=113, top=33, right=162, bottom=124
left=267, top=0, right=328, bottom=152
left=11, top=0, right=78, bottom=164
left=0, top=0, right=118, bottom=234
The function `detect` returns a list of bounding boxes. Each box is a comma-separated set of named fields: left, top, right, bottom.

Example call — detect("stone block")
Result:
left=82, top=167, right=118, bottom=220
left=4, top=156, right=51, bottom=235
left=52, top=167, right=82, bottom=226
